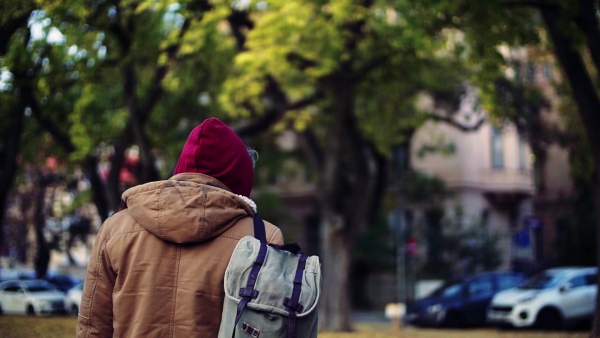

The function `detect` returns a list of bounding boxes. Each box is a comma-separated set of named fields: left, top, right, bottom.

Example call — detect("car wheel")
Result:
left=71, top=304, right=79, bottom=316
left=535, top=308, right=562, bottom=331
left=26, top=304, right=36, bottom=316
left=0, top=303, right=3, bottom=315
left=444, top=311, right=464, bottom=328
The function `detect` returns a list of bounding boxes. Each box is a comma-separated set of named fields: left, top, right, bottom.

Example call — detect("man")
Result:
left=77, top=117, right=284, bottom=337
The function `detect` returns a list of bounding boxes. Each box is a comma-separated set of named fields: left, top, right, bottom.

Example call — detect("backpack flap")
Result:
left=223, top=236, right=321, bottom=317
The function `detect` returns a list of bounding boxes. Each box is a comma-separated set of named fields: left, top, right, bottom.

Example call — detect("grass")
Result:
left=0, top=316, right=76, bottom=338
left=0, top=315, right=590, bottom=338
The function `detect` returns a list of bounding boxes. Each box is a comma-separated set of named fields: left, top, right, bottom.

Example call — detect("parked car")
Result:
left=64, top=282, right=83, bottom=316
left=42, top=271, right=83, bottom=293
left=0, top=279, right=66, bottom=315
left=487, top=266, right=597, bottom=330
left=404, top=272, right=525, bottom=327
left=0, top=268, right=36, bottom=283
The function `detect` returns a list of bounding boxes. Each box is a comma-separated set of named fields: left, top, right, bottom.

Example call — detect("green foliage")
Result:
left=416, top=135, right=456, bottom=160
left=0, top=0, right=244, bottom=178
left=353, top=215, right=395, bottom=271
left=556, top=81, right=596, bottom=190
left=219, top=0, right=476, bottom=158
left=403, top=170, right=450, bottom=204
left=554, top=194, right=596, bottom=267
left=419, top=208, right=503, bottom=280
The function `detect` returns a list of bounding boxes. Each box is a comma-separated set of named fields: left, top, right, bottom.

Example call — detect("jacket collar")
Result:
left=169, top=173, right=232, bottom=192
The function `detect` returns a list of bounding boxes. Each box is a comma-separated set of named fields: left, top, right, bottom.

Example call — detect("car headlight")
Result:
left=518, top=295, right=537, bottom=304
left=427, top=304, right=444, bottom=314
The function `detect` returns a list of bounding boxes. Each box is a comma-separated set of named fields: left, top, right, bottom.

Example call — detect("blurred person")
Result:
left=77, top=117, right=284, bottom=337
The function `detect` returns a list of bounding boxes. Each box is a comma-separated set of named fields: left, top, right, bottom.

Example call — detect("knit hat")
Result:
left=173, top=117, right=254, bottom=197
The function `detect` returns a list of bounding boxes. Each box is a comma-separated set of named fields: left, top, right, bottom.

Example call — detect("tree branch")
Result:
left=574, top=0, right=600, bottom=82
left=227, top=10, right=254, bottom=51
left=297, top=130, right=324, bottom=171
left=0, top=12, right=32, bottom=56
left=235, top=76, right=323, bottom=137
left=286, top=52, right=319, bottom=70
left=502, top=0, right=560, bottom=9
left=139, top=18, right=192, bottom=117
left=426, top=112, right=487, bottom=132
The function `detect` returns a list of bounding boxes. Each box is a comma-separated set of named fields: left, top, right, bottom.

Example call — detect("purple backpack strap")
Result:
left=231, top=219, right=268, bottom=338
left=283, top=254, right=308, bottom=338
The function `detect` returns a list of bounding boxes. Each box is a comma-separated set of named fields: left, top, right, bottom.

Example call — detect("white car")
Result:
left=0, top=279, right=66, bottom=315
left=64, top=282, right=83, bottom=315
left=487, top=267, right=597, bottom=330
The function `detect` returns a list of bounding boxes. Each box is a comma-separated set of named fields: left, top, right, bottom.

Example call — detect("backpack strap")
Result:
left=283, top=254, right=308, bottom=338
left=232, top=232, right=268, bottom=338
left=232, top=215, right=270, bottom=338
left=253, top=216, right=268, bottom=243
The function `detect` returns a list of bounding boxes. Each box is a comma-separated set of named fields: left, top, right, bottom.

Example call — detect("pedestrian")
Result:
left=77, top=117, right=284, bottom=337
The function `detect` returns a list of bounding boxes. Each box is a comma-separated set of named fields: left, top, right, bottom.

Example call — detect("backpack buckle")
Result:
left=283, top=297, right=304, bottom=312
left=239, top=287, right=259, bottom=298
left=242, top=322, right=260, bottom=337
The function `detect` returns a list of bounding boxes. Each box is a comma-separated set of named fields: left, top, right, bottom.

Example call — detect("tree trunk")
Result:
left=0, top=105, right=25, bottom=252
left=539, top=5, right=600, bottom=338
left=319, top=212, right=353, bottom=331
left=33, top=172, right=53, bottom=279
left=593, top=156, right=600, bottom=338
left=318, top=68, right=371, bottom=330
left=85, top=155, right=110, bottom=221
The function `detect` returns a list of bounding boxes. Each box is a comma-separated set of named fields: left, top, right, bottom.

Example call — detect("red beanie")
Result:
left=173, top=117, right=254, bottom=197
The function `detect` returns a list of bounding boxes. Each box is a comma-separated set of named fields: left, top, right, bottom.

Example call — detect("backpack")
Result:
left=218, top=216, right=321, bottom=338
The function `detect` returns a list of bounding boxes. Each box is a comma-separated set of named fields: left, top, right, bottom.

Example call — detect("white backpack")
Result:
left=218, top=216, right=321, bottom=338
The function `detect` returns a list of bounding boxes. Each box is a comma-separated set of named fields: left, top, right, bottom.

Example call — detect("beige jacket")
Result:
left=77, top=173, right=284, bottom=337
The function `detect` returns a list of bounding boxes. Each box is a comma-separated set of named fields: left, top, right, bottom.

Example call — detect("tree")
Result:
left=0, top=0, right=243, bottom=216
left=421, top=0, right=600, bottom=335
left=218, top=0, right=500, bottom=331
left=0, top=0, right=39, bottom=257
left=0, top=0, right=242, bottom=275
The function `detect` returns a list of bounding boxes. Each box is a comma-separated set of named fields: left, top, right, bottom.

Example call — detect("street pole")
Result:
left=394, top=146, right=407, bottom=333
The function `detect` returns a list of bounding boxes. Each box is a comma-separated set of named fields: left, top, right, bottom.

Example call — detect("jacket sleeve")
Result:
left=77, top=221, right=117, bottom=338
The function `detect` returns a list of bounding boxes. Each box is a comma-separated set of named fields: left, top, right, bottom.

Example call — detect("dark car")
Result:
left=42, top=272, right=83, bottom=293
left=404, top=272, right=525, bottom=328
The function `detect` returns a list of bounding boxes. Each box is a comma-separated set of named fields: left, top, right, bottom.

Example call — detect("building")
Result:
left=410, top=98, right=536, bottom=273
left=408, top=51, right=575, bottom=275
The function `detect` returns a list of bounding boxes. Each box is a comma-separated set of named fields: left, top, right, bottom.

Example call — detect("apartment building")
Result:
left=410, top=88, right=536, bottom=273
left=408, top=52, right=574, bottom=273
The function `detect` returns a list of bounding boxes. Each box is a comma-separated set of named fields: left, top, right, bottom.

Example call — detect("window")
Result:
left=491, top=126, right=504, bottom=169
left=585, top=273, right=597, bottom=286
left=518, top=136, right=527, bottom=170
left=481, top=209, right=490, bottom=227
left=497, top=274, right=523, bottom=291
left=469, top=276, right=494, bottom=296
left=4, top=286, right=22, bottom=293
left=527, top=63, right=536, bottom=82
left=568, top=276, right=586, bottom=288
left=542, top=63, right=552, bottom=79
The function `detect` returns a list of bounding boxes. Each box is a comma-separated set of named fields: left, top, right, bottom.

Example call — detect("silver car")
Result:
left=64, top=282, right=83, bottom=315
left=0, top=279, right=66, bottom=315
left=488, top=267, right=597, bottom=330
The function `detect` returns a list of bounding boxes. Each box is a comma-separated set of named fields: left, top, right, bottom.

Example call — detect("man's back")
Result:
left=77, top=173, right=283, bottom=337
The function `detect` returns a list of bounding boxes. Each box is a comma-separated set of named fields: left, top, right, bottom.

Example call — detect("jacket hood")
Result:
left=121, top=173, right=255, bottom=244
left=173, top=117, right=254, bottom=197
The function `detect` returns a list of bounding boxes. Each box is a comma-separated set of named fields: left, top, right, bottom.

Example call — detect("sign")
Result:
left=525, top=217, right=542, bottom=229
left=406, top=237, right=418, bottom=256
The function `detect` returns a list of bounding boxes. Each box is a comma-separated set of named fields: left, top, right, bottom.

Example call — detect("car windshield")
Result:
left=431, top=282, right=462, bottom=298
left=519, top=271, right=564, bottom=290
left=26, top=284, right=56, bottom=292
